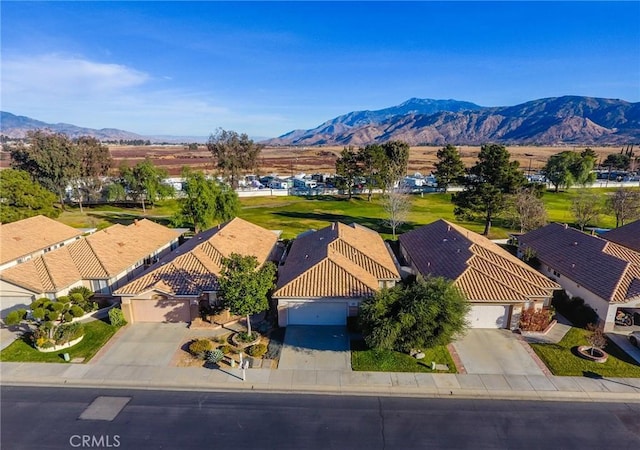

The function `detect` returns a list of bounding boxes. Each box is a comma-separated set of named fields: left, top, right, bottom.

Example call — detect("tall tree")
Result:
left=603, top=153, right=631, bottom=171
left=359, top=276, right=469, bottom=352
left=219, top=254, right=276, bottom=337
left=207, top=128, right=263, bottom=188
left=382, top=185, right=411, bottom=239
left=358, top=144, right=386, bottom=201
left=506, top=186, right=548, bottom=233
left=572, top=190, right=601, bottom=231
left=380, top=140, right=410, bottom=188
left=434, top=144, right=465, bottom=193
left=0, top=169, right=59, bottom=223
left=335, top=146, right=362, bottom=199
left=544, top=150, right=596, bottom=192
left=10, top=130, right=80, bottom=209
left=120, top=159, right=174, bottom=213
left=176, top=168, right=240, bottom=233
left=452, top=143, right=526, bottom=236
left=606, top=187, right=640, bottom=228
left=70, top=136, right=112, bottom=212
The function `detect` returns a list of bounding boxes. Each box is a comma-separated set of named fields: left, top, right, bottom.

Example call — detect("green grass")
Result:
left=530, top=327, right=640, bottom=377
left=57, top=187, right=630, bottom=240
left=0, top=319, right=120, bottom=363
left=351, top=339, right=457, bottom=373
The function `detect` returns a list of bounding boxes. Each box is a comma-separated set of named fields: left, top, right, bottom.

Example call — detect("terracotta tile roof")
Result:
left=274, top=222, right=400, bottom=298
left=519, top=223, right=640, bottom=303
left=602, top=220, right=640, bottom=253
left=114, top=217, right=278, bottom=296
left=0, top=215, right=83, bottom=265
left=0, top=219, right=181, bottom=294
left=399, top=220, right=559, bottom=303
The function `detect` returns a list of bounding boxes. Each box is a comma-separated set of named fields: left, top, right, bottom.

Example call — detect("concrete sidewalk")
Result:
left=2, top=361, right=639, bottom=402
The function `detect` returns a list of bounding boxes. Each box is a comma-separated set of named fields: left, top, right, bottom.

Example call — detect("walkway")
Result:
left=2, top=361, right=639, bottom=402
left=521, top=314, right=572, bottom=345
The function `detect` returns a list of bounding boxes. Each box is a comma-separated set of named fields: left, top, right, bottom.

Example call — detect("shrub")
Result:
left=54, top=322, right=84, bottom=345
left=189, top=339, right=213, bottom=358
left=63, top=312, right=74, bottom=323
left=39, top=340, right=54, bottom=349
left=4, top=309, right=26, bottom=326
left=57, top=295, right=71, bottom=304
left=205, top=349, right=224, bottom=364
left=247, top=343, right=267, bottom=357
left=70, top=305, right=85, bottom=317
left=31, top=298, right=50, bottom=309
left=69, top=286, right=94, bottom=301
left=108, top=307, right=127, bottom=327
left=519, top=307, right=554, bottom=332
left=551, top=290, right=598, bottom=328
left=237, top=331, right=258, bottom=343
left=219, top=345, right=232, bottom=355
left=31, top=308, right=46, bottom=321
left=50, top=302, right=65, bottom=312
left=69, top=293, right=84, bottom=304
left=45, top=310, right=60, bottom=322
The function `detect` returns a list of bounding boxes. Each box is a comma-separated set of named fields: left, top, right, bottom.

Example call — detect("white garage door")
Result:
left=131, top=299, right=191, bottom=323
left=287, top=302, right=347, bottom=326
left=467, top=305, right=510, bottom=329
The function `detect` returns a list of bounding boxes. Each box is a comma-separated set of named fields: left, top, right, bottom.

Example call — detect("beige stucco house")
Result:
left=273, top=222, right=401, bottom=326
left=518, top=222, right=640, bottom=331
left=399, top=220, right=560, bottom=329
left=0, top=219, right=181, bottom=317
left=114, top=217, right=279, bottom=323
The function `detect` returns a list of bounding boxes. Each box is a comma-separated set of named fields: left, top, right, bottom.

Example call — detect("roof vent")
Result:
left=571, top=263, right=575, bottom=268
left=573, top=241, right=578, bottom=246
left=442, top=238, right=448, bottom=242
left=564, top=224, right=568, bottom=229
left=457, top=249, right=461, bottom=253
left=447, top=225, right=451, bottom=232
left=305, top=255, right=309, bottom=259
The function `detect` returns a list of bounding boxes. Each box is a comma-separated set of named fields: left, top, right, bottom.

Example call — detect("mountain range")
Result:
left=2, top=95, right=639, bottom=146
left=265, top=96, right=640, bottom=146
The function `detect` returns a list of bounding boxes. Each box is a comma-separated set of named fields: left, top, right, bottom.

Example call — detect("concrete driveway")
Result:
left=278, top=326, right=350, bottom=370
left=92, top=323, right=189, bottom=367
left=453, top=329, right=545, bottom=376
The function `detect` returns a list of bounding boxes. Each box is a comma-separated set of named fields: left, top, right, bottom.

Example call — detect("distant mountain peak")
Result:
left=263, top=96, right=639, bottom=146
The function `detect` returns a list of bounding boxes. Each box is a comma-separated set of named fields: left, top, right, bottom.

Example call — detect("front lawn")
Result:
left=0, top=319, right=120, bottom=363
left=351, top=339, right=456, bottom=373
left=530, top=327, right=640, bottom=377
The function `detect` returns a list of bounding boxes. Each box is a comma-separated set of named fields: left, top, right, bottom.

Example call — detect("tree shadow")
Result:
left=272, top=211, right=420, bottom=235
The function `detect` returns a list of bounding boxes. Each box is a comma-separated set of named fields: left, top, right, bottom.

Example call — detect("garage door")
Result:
left=287, top=302, right=347, bottom=326
left=467, top=305, right=510, bottom=329
left=131, top=299, right=191, bottom=323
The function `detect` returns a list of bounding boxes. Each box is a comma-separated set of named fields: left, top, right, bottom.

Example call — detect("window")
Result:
left=90, top=279, right=109, bottom=293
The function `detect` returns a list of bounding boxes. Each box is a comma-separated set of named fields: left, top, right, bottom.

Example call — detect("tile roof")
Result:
left=274, top=222, right=400, bottom=298
left=0, top=219, right=181, bottom=294
left=399, top=220, right=559, bottom=303
left=114, top=217, right=279, bottom=296
left=602, top=220, right=640, bottom=253
left=0, top=215, right=83, bottom=265
left=518, top=222, right=640, bottom=303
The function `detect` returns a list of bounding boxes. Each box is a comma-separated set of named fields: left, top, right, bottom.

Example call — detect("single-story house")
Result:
left=0, top=219, right=181, bottom=317
left=114, top=217, right=279, bottom=323
left=273, top=222, right=401, bottom=326
left=398, top=220, right=560, bottom=329
left=0, top=215, right=84, bottom=272
left=518, top=222, right=640, bottom=331
left=602, top=219, right=640, bottom=253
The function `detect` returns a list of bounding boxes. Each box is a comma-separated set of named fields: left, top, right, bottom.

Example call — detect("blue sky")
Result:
left=2, top=1, right=639, bottom=138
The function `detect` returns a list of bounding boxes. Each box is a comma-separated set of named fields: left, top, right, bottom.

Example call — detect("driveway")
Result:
left=278, top=326, right=350, bottom=370
left=92, top=323, right=189, bottom=367
left=452, top=329, right=545, bottom=376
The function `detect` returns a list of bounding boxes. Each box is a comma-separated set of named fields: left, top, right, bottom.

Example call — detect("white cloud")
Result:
left=1, top=53, right=291, bottom=137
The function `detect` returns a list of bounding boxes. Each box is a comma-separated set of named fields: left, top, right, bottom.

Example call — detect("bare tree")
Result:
left=571, top=190, right=601, bottom=231
left=606, top=187, right=640, bottom=228
left=586, top=324, right=607, bottom=356
left=382, top=185, right=411, bottom=239
left=506, top=187, right=548, bottom=233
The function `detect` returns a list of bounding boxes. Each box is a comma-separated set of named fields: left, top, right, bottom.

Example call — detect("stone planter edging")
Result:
left=36, top=334, right=84, bottom=353
left=519, top=319, right=557, bottom=337
left=576, top=345, right=609, bottom=363
left=231, top=332, right=261, bottom=349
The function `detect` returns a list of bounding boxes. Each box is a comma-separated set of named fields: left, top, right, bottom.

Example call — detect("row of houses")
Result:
left=2, top=214, right=639, bottom=331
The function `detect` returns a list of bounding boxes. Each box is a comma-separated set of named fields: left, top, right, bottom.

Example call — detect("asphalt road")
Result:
left=2, top=386, right=639, bottom=450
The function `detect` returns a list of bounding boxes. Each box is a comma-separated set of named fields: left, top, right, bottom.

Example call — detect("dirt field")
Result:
left=0, top=143, right=622, bottom=176
left=105, top=144, right=621, bottom=176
